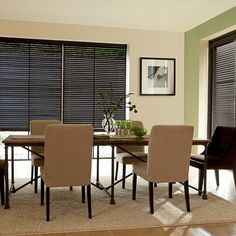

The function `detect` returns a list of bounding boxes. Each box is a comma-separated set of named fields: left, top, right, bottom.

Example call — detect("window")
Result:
left=63, top=45, right=126, bottom=129
left=209, top=31, right=236, bottom=136
left=0, top=38, right=127, bottom=131
left=0, top=40, right=62, bottom=130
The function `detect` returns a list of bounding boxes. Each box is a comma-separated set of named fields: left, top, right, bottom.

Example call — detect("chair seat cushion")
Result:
left=116, top=152, right=147, bottom=165
left=191, top=154, right=222, bottom=163
left=191, top=154, right=204, bottom=162
left=190, top=154, right=224, bottom=170
left=31, top=153, right=44, bottom=167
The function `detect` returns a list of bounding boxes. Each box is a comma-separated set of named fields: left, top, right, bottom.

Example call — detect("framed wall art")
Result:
left=140, top=57, right=176, bottom=96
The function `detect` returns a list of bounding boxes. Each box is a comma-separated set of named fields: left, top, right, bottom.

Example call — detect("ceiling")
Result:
left=0, top=0, right=236, bottom=32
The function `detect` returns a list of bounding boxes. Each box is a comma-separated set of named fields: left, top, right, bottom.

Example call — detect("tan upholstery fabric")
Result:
left=116, top=121, right=146, bottom=163
left=116, top=152, right=147, bottom=165
left=132, top=161, right=147, bottom=179
left=31, top=153, right=44, bottom=166
left=41, top=124, right=93, bottom=187
left=133, top=125, right=194, bottom=183
left=30, top=120, right=61, bottom=167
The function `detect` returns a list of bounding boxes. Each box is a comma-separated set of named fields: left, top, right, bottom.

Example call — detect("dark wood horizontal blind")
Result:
left=29, top=44, right=62, bottom=121
left=0, top=42, right=29, bottom=130
left=94, top=47, right=126, bottom=130
left=64, top=45, right=126, bottom=131
left=0, top=38, right=126, bottom=131
left=0, top=41, right=62, bottom=131
left=63, top=46, right=95, bottom=125
left=209, top=31, right=236, bottom=136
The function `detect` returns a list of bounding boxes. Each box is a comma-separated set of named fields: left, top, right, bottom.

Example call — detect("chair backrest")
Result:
left=116, top=120, right=144, bottom=154
left=147, top=125, right=193, bottom=183
left=207, top=127, right=236, bottom=169
left=207, top=126, right=235, bottom=157
left=43, top=124, right=93, bottom=187
left=30, top=120, right=61, bottom=154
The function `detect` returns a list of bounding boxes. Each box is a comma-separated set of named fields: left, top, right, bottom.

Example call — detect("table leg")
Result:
left=110, top=145, right=115, bottom=204
left=11, top=147, right=15, bottom=191
left=96, top=146, right=100, bottom=186
left=202, top=144, right=208, bottom=200
left=4, top=145, right=10, bottom=209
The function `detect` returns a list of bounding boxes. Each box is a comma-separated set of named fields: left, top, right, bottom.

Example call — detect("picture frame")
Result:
left=140, top=57, right=176, bottom=96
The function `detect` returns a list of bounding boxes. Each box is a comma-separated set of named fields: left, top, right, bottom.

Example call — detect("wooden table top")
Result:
left=3, top=134, right=210, bottom=147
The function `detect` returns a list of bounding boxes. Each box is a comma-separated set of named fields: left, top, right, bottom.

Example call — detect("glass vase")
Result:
left=102, top=113, right=115, bottom=135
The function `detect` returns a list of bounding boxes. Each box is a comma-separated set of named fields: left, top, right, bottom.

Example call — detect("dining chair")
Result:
left=115, top=120, right=146, bottom=189
left=40, top=124, right=93, bottom=221
left=132, top=125, right=194, bottom=214
left=0, top=159, right=5, bottom=206
left=190, top=126, right=236, bottom=193
left=30, top=120, right=61, bottom=193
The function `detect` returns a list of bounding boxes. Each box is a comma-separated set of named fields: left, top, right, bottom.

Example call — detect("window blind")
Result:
left=63, top=46, right=95, bottom=125
left=0, top=40, right=62, bottom=131
left=0, top=42, right=29, bottom=130
left=29, top=43, right=62, bottom=121
left=94, top=47, right=126, bottom=130
left=64, top=45, right=127, bottom=131
left=0, top=38, right=127, bottom=131
left=209, top=32, right=236, bottom=136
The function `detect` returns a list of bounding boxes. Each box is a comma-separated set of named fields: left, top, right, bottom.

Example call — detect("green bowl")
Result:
left=133, top=128, right=147, bottom=137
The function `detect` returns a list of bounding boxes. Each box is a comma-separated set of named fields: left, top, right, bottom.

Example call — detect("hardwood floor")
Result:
left=11, top=161, right=236, bottom=236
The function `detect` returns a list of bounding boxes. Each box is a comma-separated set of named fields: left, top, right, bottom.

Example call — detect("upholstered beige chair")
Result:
left=0, top=159, right=5, bottom=206
left=30, top=120, right=61, bottom=193
left=40, top=124, right=93, bottom=221
left=132, top=125, right=194, bottom=214
left=115, top=120, right=146, bottom=189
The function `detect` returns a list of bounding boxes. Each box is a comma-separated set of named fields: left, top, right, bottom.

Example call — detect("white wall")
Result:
left=0, top=20, right=184, bottom=132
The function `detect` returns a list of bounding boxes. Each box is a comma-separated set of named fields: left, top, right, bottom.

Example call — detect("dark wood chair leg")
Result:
left=31, top=166, right=34, bottom=184
left=122, top=164, right=126, bottom=189
left=70, top=186, right=73, bottom=191
left=154, top=183, right=157, bottom=187
left=34, top=166, right=38, bottom=193
left=149, top=182, right=154, bottom=214
left=0, top=171, right=4, bottom=206
left=198, top=169, right=204, bottom=195
left=233, top=170, right=236, bottom=189
left=82, top=186, right=85, bottom=203
left=132, top=173, right=137, bottom=200
left=214, top=169, right=219, bottom=186
left=46, top=187, right=50, bottom=221
left=184, top=180, right=190, bottom=212
left=87, top=185, right=92, bottom=219
left=40, top=177, right=44, bottom=206
left=168, top=182, right=173, bottom=198
left=115, top=161, right=119, bottom=180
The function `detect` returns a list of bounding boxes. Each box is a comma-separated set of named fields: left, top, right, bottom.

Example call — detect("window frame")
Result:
left=208, top=30, right=236, bottom=137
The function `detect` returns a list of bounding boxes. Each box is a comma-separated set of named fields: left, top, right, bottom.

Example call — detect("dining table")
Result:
left=2, top=134, right=210, bottom=209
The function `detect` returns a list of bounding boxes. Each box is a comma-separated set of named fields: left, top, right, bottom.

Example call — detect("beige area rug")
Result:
left=1, top=177, right=236, bottom=235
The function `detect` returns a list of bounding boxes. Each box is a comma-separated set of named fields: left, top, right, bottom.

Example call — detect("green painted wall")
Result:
left=184, top=7, right=236, bottom=136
